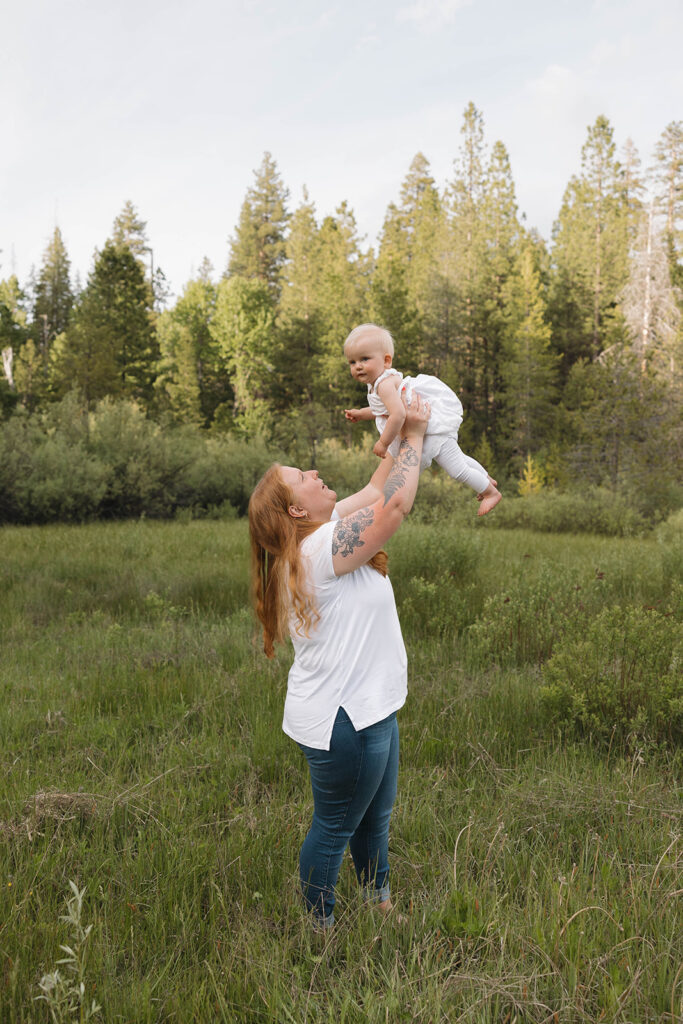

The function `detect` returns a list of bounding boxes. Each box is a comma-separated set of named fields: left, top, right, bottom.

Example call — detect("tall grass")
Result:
left=0, top=519, right=680, bottom=1022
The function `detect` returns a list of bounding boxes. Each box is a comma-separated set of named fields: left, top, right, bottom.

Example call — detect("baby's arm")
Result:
left=374, top=378, right=407, bottom=457
left=344, top=407, right=376, bottom=422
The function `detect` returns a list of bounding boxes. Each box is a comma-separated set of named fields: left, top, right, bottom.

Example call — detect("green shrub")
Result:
left=88, top=399, right=187, bottom=517
left=0, top=395, right=280, bottom=523
left=21, top=438, right=108, bottom=522
left=539, top=604, right=683, bottom=747
left=488, top=487, right=648, bottom=537
left=465, top=562, right=590, bottom=668
left=654, top=506, right=683, bottom=546
left=387, top=524, right=483, bottom=638
left=387, top=522, right=481, bottom=587
left=175, top=434, right=276, bottom=516
left=0, top=411, right=107, bottom=523
left=394, top=572, right=479, bottom=639
left=654, top=507, right=683, bottom=588
left=0, top=411, right=43, bottom=521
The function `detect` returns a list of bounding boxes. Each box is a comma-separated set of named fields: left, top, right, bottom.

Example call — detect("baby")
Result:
left=343, top=323, right=501, bottom=516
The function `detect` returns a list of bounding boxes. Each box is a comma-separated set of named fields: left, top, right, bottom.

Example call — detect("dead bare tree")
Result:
left=1, top=346, right=14, bottom=390
left=621, top=204, right=680, bottom=380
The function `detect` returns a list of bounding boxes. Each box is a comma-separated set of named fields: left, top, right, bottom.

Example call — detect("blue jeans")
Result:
left=297, top=706, right=399, bottom=929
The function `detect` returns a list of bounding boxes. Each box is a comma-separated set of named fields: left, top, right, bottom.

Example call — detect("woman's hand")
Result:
left=401, top=391, right=430, bottom=437
left=373, top=439, right=388, bottom=459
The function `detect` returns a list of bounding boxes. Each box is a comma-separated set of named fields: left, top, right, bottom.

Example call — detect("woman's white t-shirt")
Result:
left=282, top=515, right=407, bottom=751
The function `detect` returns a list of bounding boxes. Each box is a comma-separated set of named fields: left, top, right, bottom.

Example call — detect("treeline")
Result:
left=1, top=104, right=682, bottom=521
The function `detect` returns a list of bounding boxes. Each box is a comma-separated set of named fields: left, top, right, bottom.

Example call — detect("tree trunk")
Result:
left=2, top=347, right=14, bottom=389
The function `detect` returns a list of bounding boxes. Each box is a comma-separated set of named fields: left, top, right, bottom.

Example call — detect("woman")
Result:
left=248, top=393, right=429, bottom=931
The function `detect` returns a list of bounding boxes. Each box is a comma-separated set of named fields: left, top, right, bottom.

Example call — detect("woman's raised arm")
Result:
left=332, top=394, right=430, bottom=576
left=334, top=453, right=395, bottom=519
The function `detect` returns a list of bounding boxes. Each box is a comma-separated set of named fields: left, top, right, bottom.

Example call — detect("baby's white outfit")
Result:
left=368, top=369, right=489, bottom=493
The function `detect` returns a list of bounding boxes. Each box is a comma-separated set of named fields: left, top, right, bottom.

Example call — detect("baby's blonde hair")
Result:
left=343, top=323, right=394, bottom=357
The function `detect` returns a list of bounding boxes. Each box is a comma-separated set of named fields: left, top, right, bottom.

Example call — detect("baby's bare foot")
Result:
left=477, top=486, right=501, bottom=516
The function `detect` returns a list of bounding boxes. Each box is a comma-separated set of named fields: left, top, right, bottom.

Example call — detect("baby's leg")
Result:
left=434, top=437, right=489, bottom=492
left=434, top=437, right=501, bottom=515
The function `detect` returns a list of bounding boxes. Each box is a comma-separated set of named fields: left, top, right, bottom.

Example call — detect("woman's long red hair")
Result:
left=248, top=464, right=387, bottom=658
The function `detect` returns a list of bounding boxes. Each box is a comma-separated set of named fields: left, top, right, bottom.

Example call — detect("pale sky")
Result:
left=2, top=0, right=681, bottom=300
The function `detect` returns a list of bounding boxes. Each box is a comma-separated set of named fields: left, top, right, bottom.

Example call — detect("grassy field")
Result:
left=0, top=517, right=681, bottom=1023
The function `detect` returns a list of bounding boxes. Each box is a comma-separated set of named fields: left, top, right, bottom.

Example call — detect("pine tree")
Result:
left=14, top=339, right=48, bottom=412
left=110, top=201, right=161, bottom=308
left=50, top=290, right=118, bottom=407
left=277, top=191, right=323, bottom=403
left=620, top=138, right=646, bottom=241
left=227, top=152, right=290, bottom=300
left=518, top=454, right=544, bottom=496
left=499, top=244, right=559, bottom=465
left=53, top=242, right=158, bottom=405
left=398, top=152, right=443, bottom=370
left=274, top=191, right=331, bottom=457
left=549, top=115, right=630, bottom=371
left=650, top=121, right=683, bottom=258
left=446, top=107, right=522, bottom=445
left=563, top=349, right=679, bottom=498
left=210, top=276, right=277, bottom=437
left=112, top=201, right=149, bottom=261
left=155, top=267, right=225, bottom=426
left=480, top=139, right=522, bottom=438
left=33, top=226, right=74, bottom=351
left=314, top=202, right=371, bottom=427
left=447, top=103, right=491, bottom=437
left=370, top=202, right=419, bottom=368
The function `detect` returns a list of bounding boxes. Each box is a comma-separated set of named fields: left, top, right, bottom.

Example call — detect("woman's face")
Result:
left=281, top=466, right=337, bottom=522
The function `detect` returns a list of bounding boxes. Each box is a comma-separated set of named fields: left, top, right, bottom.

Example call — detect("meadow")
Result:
left=0, top=513, right=681, bottom=1023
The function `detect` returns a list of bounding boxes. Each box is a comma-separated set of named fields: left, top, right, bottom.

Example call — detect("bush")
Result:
left=387, top=524, right=483, bottom=638
left=0, top=410, right=107, bottom=523
left=654, top=508, right=683, bottom=589
left=465, top=562, right=590, bottom=668
left=653, top=506, right=683, bottom=546
left=539, top=603, right=683, bottom=748
left=88, top=399, right=186, bottom=517
left=0, top=394, right=282, bottom=523
left=487, top=487, right=648, bottom=537
left=180, top=434, right=276, bottom=515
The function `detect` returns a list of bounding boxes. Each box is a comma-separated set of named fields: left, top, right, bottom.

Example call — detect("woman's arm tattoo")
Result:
left=332, top=508, right=375, bottom=557
left=382, top=439, right=419, bottom=505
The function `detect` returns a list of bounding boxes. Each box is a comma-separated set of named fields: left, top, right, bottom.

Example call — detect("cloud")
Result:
left=590, top=36, right=634, bottom=66
left=396, top=0, right=473, bottom=30
left=525, top=64, right=580, bottom=102
left=522, top=63, right=600, bottom=129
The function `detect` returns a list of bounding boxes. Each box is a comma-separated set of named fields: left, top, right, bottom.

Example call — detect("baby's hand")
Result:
left=345, top=409, right=361, bottom=422
left=373, top=440, right=388, bottom=459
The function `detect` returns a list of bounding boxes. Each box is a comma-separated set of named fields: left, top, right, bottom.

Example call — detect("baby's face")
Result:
left=345, top=336, right=391, bottom=385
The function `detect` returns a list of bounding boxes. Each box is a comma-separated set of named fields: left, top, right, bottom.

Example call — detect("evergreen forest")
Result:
left=1, top=105, right=681, bottom=525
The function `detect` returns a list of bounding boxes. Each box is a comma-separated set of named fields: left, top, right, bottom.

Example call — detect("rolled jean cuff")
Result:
left=362, top=883, right=391, bottom=905
left=311, top=909, right=335, bottom=932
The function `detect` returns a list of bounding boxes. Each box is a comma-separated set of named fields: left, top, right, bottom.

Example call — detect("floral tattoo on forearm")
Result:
left=332, top=508, right=375, bottom=557
left=382, top=439, right=419, bottom=506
